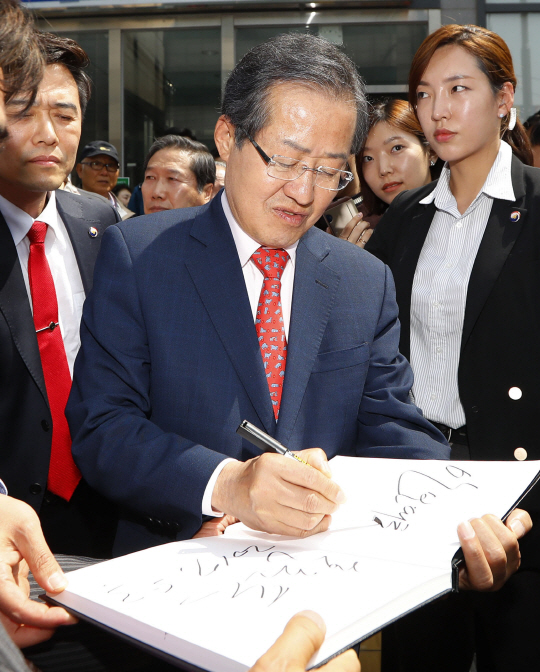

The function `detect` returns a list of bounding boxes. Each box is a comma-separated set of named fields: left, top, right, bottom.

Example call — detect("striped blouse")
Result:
left=410, top=140, right=515, bottom=428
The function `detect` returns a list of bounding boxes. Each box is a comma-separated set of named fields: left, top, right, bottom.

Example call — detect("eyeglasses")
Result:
left=80, top=160, right=119, bottom=173
left=247, top=134, right=353, bottom=192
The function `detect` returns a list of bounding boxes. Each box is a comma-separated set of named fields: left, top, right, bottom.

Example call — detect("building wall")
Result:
left=31, top=2, right=449, bottom=183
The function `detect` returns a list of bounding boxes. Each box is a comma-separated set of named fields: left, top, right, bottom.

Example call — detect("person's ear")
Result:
left=202, top=182, right=214, bottom=203
left=497, top=82, right=515, bottom=118
left=214, top=116, right=236, bottom=162
left=75, top=163, right=83, bottom=180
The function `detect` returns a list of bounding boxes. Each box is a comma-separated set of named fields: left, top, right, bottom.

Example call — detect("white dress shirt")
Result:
left=201, top=192, right=298, bottom=516
left=0, top=191, right=85, bottom=377
left=410, top=140, right=515, bottom=428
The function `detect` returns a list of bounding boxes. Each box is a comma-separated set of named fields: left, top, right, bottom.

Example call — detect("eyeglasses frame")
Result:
left=80, top=160, right=119, bottom=173
left=246, top=133, right=353, bottom=191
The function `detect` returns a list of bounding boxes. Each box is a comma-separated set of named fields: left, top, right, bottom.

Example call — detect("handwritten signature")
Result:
left=373, top=465, right=478, bottom=531
left=100, top=545, right=365, bottom=609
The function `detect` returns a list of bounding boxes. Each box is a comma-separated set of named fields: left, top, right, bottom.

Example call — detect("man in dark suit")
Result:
left=67, top=35, right=526, bottom=593
left=0, top=31, right=119, bottom=558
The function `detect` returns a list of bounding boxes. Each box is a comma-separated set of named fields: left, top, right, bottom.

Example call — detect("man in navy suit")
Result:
left=67, top=33, right=446, bottom=555
left=67, top=34, right=526, bottom=583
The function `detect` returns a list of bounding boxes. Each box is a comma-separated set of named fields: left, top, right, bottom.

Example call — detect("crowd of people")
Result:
left=0, top=1, right=539, bottom=671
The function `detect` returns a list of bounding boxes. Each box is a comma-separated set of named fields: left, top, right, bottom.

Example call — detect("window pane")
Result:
left=236, top=26, right=317, bottom=62
left=123, top=28, right=221, bottom=188
left=235, top=23, right=427, bottom=86
left=487, top=13, right=540, bottom=122
left=341, top=24, right=427, bottom=86
left=54, top=30, right=109, bottom=151
left=488, top=0, right=537, bottom=4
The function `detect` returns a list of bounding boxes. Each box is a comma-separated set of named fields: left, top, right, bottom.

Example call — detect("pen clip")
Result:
left=236, top=420, right=309, bottom=466
left=236, top=420, right=287, bottom=455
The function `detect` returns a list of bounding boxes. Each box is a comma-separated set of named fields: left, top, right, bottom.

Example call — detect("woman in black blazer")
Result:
left=365, top=24, right=540, bottom=672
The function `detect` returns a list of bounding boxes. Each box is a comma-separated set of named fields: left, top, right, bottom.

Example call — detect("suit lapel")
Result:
left=56, top=190, right=107, bottom=294
left=0, top=214, right=47, bottom=404
left=391, top=203, right=435, bottom=360
left=275, top=229, right=340, bottom=446
left=461, top=159, right=526, bottom=351
left=185, top=199, right=276, bottom=434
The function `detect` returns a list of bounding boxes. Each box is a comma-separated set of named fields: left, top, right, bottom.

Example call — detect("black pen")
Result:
left=236, top=420, right=309, bottom=465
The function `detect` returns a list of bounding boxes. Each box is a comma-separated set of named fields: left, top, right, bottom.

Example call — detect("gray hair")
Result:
left=143, top=135, right=216, bottom=192
left=221, top=33, right=368, bottom=154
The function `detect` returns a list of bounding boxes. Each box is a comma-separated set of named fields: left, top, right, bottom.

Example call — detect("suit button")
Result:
left=508, top=387, right=522, bottom=400
left=514, top=447, right=527, bottom=461
left=29, top=483, right=43, bottom=495
left=41, top=419, right=50, bottom=432
left=471, top=406, right=479, bottom=413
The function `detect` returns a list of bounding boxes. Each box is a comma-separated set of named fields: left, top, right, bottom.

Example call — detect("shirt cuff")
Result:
left=201, top=458, right=237, bottom=517
left=0, top=479, right=7, bottom=495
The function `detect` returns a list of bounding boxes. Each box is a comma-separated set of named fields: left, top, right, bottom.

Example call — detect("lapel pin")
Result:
left=510, top=211, right=521, bottom=222
left=88, top=226, right=99, bottom=238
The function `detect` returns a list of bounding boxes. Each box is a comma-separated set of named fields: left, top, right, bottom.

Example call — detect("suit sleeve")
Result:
left=66, top=226, right=229, bottom=529
left=356, top=264, right=450, bottom=459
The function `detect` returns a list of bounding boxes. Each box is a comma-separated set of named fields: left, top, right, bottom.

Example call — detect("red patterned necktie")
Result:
left=251, top=247, right=289, bottom=419
left=27, top=221, right=81, bottom=501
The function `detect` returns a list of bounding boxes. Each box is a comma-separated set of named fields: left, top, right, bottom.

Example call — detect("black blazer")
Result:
left=0, top=190, right=119, bottom=556
left=366, top=156, right=540, bottom=466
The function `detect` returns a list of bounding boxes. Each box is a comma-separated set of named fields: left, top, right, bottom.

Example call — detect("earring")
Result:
left=430, top=159, right=436, bottom=166
left=499, top=113, right=505, bottom=118
left=508, top=107, right=517, bottom=131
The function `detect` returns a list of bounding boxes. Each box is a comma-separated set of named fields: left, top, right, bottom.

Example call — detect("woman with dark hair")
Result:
left=365, top=24, right=539, bottom=672
left=335, top=99, right=440, bottom=247
left=361, top=99, right=438, bottom=215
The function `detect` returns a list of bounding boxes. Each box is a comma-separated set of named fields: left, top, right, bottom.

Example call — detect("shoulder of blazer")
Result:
left=55, top=189, right=119, bottom=294
left=511, top=154, right=540, bottom=203
left=112, top=198, right=215, bottom=254
left=366, top=180, right=438, bottom=264
left=55, top=188, right=120, bottom=226
left=388, top=180, right=439, bottom=214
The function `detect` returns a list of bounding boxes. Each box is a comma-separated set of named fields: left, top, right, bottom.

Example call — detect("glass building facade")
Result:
left=486, top=11, right=540, bottom=123
left=33, top=4, right=441, bottom=187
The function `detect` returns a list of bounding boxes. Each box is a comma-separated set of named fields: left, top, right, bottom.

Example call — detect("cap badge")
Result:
left=88, top=227, right=98, bottom=238
left=99, top=146, right=110, bottom=151
left=510, top=211, right=521, bottom=222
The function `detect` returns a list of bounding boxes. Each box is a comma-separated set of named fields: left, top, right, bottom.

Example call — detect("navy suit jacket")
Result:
left=67, top=195, right=449, bottom=555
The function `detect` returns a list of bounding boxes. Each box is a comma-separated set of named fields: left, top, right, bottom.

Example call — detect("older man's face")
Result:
left=76, top=152, right=119, bottom=198
left=142, top=147, right=212, bottom=214
left=215, top=82, right=356, bottom=249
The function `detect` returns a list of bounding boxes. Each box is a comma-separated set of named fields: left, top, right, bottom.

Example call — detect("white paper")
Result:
left=51, top=457, right=540, bottom=671
left=226, top=458, right=540, bottom=567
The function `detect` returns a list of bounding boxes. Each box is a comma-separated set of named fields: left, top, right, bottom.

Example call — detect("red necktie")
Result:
left=251, top=248, right=289, bottom=419
left=27, top=221, right=81, bottom=501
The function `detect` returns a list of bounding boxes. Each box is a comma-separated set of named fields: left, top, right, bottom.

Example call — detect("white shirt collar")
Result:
left=0, top=190, right=65, bottom=250
left=419, top=140, right=515, bottom=208
left=221, top=190, right=298, bottom=268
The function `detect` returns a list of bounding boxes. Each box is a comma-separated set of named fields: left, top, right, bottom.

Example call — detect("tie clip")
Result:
left=36, top=321, right=58, bottom=333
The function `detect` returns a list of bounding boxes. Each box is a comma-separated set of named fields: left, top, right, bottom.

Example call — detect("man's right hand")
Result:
left=0, top=496, right=76, bottom=647
left=211, top=449, right=345, bottom=537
